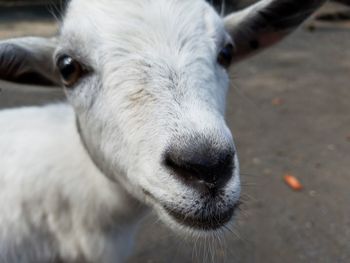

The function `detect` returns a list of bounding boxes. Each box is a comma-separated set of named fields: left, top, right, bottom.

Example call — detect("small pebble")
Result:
left=327, top=144, right=335, bottom=151
left=309, top=190, right=317, bottom=197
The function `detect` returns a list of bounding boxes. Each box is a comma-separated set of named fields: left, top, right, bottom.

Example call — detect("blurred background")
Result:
left=0, top=0, right=349, bottom=262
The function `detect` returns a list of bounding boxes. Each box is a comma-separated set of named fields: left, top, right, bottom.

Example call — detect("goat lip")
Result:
left=142, top=188, right=239, bottom=230
left=163, top=204, right=238, bottom=231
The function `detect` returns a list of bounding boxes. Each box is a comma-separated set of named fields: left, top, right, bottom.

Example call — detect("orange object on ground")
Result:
left=284, top=174, right=303, bottom=191
left=272, top=97, right=284, bottom=106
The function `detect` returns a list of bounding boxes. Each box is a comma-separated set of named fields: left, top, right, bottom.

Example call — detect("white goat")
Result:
left=0, top=0, right=325, bottom=262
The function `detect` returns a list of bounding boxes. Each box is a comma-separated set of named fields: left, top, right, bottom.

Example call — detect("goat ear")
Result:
left=225, top=0, right=326, bottom=63
left=0, top=37, right=61, bottom=86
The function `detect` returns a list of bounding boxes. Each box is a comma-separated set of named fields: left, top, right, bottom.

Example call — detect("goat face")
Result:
left=0, top=0, right=326, bottom=235
left=57, top=0, right=240, bottom=234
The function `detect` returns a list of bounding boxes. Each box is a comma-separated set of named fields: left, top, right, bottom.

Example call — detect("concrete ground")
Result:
left=0, top=4, right=349, bottom=263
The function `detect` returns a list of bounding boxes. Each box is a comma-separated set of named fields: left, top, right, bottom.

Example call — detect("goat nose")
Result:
left=164, top=147, right=235, bottom=189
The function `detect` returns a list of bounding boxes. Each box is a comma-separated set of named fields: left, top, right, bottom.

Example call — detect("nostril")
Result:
left=164, top=152, right=198, bottom=181
left=164, top=148, right=235, bottom=189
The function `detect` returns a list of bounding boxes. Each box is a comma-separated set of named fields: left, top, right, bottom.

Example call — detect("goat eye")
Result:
left=217, top=43, right=234, bottom=68
left=57, top=55, right=84, bottom=87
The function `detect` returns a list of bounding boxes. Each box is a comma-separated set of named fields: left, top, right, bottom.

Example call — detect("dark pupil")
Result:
left=218, top=44, right=234, bottom=67
left=58, top=56, right=77, bottom=81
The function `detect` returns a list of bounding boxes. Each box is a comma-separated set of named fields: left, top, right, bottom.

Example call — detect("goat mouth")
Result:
left=142, top=188, right=240, bottom=230
left=163, top=204, right=239, bottom=231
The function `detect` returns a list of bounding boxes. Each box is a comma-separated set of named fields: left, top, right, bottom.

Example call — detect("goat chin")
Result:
left=155, top=206, right=237, bottom=239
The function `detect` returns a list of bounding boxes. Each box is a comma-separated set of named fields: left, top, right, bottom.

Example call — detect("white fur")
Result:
left=0, top=104, right=143, bottom=262
left=0, top=1, right=241, bottom=261
left=0, top=0, right=324, bottom=262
